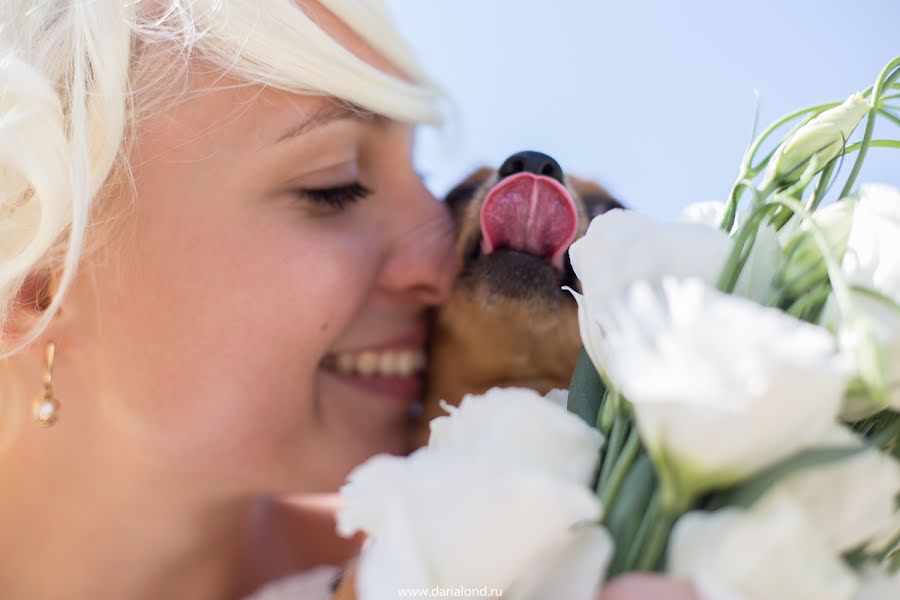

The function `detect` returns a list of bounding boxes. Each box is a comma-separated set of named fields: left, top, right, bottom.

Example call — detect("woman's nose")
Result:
left=379, top=187, right=457, bottom=306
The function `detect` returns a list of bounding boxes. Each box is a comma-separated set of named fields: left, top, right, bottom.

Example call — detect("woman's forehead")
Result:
left=134, top=79, right=342, bottom=159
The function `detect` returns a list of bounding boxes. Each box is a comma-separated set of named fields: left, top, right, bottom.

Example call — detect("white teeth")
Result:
left=356, top=351, right=380, bottom=377
left=336, top=353, right=356, bottom=372
left=379, top=351, right=398, bottom=376
left=330, top=348, right=427, bottom=377
left=396, top=351, right=414, bottom=375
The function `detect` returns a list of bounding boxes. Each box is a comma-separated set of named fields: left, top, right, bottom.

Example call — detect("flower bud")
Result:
left=761, top=92, right=869, bottom=190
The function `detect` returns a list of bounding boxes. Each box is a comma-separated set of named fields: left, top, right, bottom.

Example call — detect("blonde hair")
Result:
left=0, top=0, right=442, bottom=421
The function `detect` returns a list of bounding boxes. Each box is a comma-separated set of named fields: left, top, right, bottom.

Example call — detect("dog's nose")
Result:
left=498, top=151, right=564, bottom=184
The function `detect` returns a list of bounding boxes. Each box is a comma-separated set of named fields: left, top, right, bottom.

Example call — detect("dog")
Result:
left=329, top=151, right=622, bottom=599
left=409, top=150, right=623, bottom=450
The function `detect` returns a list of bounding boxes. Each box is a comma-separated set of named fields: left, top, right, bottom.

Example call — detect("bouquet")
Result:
left=335, top=57, right=900, bottom=600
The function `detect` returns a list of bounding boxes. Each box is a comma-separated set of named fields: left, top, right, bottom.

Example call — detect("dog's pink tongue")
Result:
left=480, top=172, right=578, bottom=269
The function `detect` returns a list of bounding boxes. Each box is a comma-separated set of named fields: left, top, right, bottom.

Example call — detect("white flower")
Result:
left=737, top=218, right=781, bottom=303
left=820, top=184, right=900, bottom=417
left=566, top=209, right=731, bottom=375
left=601, top=278, right=849, bottom=502
left=570, top=209, right=731, bottom=307
left=543, top=387, right=569, bottom=409
left=428, top=387, right=604, bottom=486
left=337, top=450, right=612, bottom=600
left=669, top=493, right=859, bottom=600
left=678, top=201, right=729, bottom=229
left=855, top=563, right=900, bottom=600
left=506, top=525, right=613, bottom=600
left=679, top=201, right=781, bottom=303
left=761, top=425, right=900, bottom=553
left=865, top=508, right=900, bottom=556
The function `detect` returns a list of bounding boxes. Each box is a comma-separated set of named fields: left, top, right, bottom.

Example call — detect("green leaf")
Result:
left=604, top=454, right=658, bottom=577
left=709, top=445, right=866, bottom=509
left=567, top=347, right=606, bottom=427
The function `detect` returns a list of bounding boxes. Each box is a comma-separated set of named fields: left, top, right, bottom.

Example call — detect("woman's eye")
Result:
left=295, top=181, right=373, bottom=210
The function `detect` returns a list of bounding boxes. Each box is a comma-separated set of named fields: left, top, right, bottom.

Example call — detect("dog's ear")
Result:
left=571, top=178, right=625, bottom=220
left=443, top=167, right=495, bottom=224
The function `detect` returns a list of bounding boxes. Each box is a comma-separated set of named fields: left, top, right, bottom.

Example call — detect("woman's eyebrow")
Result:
left=271, top=102, right=385, bottom=145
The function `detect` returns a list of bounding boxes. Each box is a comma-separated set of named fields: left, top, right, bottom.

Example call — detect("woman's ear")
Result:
left=2, top=268, right=66, bottom=351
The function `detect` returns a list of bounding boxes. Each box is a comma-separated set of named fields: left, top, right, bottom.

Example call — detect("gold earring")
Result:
left=33, top=341, right=59, bottom=426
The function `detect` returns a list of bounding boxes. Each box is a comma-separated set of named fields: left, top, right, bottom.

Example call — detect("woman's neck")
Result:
left=0, top=421, right=259, bottom=600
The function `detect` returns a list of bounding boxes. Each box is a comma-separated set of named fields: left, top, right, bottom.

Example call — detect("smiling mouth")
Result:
left=320, top=348, right=426, bottom=378
left=319, top=349, right=427, bottom=406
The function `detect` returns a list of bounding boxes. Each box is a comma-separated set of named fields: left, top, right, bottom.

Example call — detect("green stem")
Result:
left=765, top=260, right=826, bottom=309
left=716, top=201, right=778, bottom=293
left=621, top=489, right=660, bottom=572
left=870, top=417, right=900, bottom=455
left=808, top=157, right=838, bottom=212
left=839, top=58, right=900, bottom=198
left=635, top=508, right=679, bottom=571
left=877, top=108, right=900, bottom=128
left=786, top=285, right=832, bottom=320
left=598, top=412, right=627, bottom=492
left=721, top=112, right=815, bottom=232
left=720, top=179, right=751, bottom=232
left=598, top=390, right=616, bottom=434
left=844, top=139, right=900, bottom=153
left=598, top=427, right=642, bottom=511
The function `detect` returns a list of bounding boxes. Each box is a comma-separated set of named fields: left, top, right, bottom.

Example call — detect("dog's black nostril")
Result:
left=498, top=151, right=565, bottom=184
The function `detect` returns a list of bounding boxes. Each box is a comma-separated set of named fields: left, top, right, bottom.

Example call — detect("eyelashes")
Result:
left=296, top=181, right=373, bottom=211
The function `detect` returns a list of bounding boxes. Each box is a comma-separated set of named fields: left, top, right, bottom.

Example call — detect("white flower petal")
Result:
left=733, top=220, right=781, bottom=303
left=337, top=453, right=410, bottom=539
left=669, top=493, right=859, bottom=600
left=821, top=184, right=900, bottom=416
left=544, top=388, right=569, bottom=409
left=427, top=386, right=604, bottom=487
left=865, top=508, right=900, bottom=556
left=855, top=563, right=900, bottom=600
left=763, top=425, right=900, bottom=552
left=355, top=508, right=432, bottom=600
left=338, top=450, right=601, bottom=597
left=569, top=209, right=731, bottom=309
left=603, top=278, right=849, bottom=494
left=565, top=286, right=612, bottom=377
left=511, top=525, right=613, bottom=600
left=678, top=201, right=728, bottom=229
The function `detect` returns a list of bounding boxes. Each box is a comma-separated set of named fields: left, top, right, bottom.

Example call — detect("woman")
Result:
left=0, top=1, right=695, bottom=598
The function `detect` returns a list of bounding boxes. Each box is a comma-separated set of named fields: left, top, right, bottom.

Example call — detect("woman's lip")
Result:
left=321, top=368, right=424, bottom=403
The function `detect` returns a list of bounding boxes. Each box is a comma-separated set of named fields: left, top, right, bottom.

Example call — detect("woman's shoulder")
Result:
left=241, top=564, right=342, bottom=600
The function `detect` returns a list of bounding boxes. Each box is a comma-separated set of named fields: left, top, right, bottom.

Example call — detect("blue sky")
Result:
left=385, top=0, right=900, bottom=218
